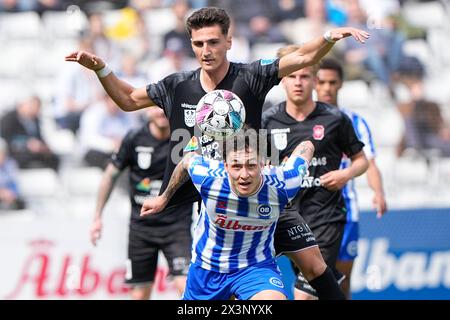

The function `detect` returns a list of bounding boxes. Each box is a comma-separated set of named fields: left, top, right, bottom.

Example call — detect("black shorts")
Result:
left=310, top=221, right=345, bottom=268
left=294, top=222, right=346, bottom=296
left=274, top=209, right=318, bottom=256
left=124, top=222, right=192, bottom=286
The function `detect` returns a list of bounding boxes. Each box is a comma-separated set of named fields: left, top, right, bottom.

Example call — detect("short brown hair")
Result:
left=186, top=7, right=230, bottom=36
left=222, top=125, right=266, bottom=161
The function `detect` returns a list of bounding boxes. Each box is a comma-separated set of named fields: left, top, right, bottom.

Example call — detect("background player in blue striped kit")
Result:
left=141, top=129, right=314, bottom=300
left=315, top=58, right=387, bottom=299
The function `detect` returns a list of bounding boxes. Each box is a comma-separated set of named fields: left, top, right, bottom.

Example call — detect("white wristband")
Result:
left=95, top=64, right=112, bottom=78
left=323, top=30, right=336, bottom=43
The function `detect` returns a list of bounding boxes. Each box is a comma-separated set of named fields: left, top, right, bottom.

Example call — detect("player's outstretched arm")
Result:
left=140, top=152, right=196, bottom=216
left=90, top=163, right=122, bottom=246
left=278, top=27, right=369, bottom=78
left=65, top=50, right=156, bottom=111
left=321, top=150, right=368, bottom=191
left=291, top=141, right=315, bottom=164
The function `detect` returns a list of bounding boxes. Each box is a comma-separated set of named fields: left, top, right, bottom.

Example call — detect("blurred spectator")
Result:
left=148, top=37, right=197, bottom=83
left=342, top=0, right=405, bottom=85
left=163, top=0, right=195, bottom=58
left=53, top=37, right=103, bottom=134
left=226, top=17, right=250, bottom=63
left=211, top=0, right=287, bottom=47
left=78, top=94, right=139, bottom=169
left=280, top=0, right=339, bottom=50
left=0, top=138, right=26, bottom=211
left=104, top=7, right=151, bottom=61
left=85, top=11, right=122, bottom=70
left=0, top=0, right=31, bottom=12
left=395, top=57, right=450, bottom=158
left=270, top=0, right=305, bottom=23
left=0, top=96, right=60, bottom=171
left=116, top=53, right=148, bottom=88
left=33, top=0, right=65, bottom=16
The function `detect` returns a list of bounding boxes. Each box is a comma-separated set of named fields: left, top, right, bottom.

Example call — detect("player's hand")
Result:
left=140, top=196, right=167, bottom=217
left=320, top=170, right=351, bottom=191
left=329, top=27, right=370, bottom=43
left=373, top=192, right=387, bottom=219
left=90, top=217, right=102, bottom=246
left=65, top=50, right=105, bottom=71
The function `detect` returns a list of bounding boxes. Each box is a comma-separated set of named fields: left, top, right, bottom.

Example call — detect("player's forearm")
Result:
left=292, top=141, right=315, bottom=163
left=94, top=165, right=121, bottom=219
left=160, top=158, right=191, bottom=203
left=366, top=160, right=385, bottom=196
left=97, top=74, right=147, bottom=112
left=348, top=151, right=369, bottom=179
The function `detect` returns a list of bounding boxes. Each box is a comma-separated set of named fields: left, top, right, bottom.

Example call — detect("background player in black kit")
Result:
left=262, top=44, right=369, bottom=300
left=67, top=7, right=368, bottom=299
left=90, top=108, right=192, bottom=300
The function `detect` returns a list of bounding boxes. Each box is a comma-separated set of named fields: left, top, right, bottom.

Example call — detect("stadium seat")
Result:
left=143, top=7, right=176, bottom=37
left=41, top=10, right=88, bottom=40
left=60, top=167, right=104, bottom=196
left=402, top=1, right=446, bottom=29
left=0, top=12, right=42, bottom=41
left=338, top=80, right=371, bottom=110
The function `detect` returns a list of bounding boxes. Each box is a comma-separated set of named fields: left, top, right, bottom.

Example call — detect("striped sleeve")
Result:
left=279, top=156, right=309, bottom=202
left=187, top=155, right=209, bottom=191
left=356, top=116, right=376, bottom=160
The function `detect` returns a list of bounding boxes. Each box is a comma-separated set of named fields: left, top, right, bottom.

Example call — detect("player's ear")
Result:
left=226, top=35, right=232, bottom=50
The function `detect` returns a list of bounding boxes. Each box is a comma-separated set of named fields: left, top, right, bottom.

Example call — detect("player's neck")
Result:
left=149, top=122, right=170, bottom=141
left=200, top=60, right=230, bottom=92
left=285, top=99, right=316, bottom=121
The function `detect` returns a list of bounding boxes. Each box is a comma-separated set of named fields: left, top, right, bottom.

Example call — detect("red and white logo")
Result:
left=312, top=125, right=325, bottom=140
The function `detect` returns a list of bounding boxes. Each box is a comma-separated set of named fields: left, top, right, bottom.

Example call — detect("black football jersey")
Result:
left=146, top=59, right=281, bottom=207
left=111, top=122, right=191, bottom=226
left=262, top=101, right=364, bottom=229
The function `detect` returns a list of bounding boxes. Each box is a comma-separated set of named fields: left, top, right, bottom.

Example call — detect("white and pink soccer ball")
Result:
left=195, top=90, right=246, bottom=140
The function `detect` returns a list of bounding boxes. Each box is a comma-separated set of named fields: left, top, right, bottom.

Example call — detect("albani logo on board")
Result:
left=4, top=239, right=172, bottom=299
left=351, top=238, right=450, bottom=293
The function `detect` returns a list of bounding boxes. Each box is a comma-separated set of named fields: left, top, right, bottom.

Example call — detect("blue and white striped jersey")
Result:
left=340, top=108, right=376, bottom=222
left=187, top=154, right=308, bottom=273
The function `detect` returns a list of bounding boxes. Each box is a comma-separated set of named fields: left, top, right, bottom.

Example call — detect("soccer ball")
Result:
left=195, top=90, right=246, bottom=140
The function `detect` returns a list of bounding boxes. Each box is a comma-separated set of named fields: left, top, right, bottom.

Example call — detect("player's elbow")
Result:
left=182, top=152, right=196, bottom=170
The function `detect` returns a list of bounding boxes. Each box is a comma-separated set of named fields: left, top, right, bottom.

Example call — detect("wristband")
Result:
left=323, top=30, right=336, bottom=43
left=95, top=64, right=112, bottom=78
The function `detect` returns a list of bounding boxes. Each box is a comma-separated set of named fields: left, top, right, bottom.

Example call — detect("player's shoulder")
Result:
left=262, top=102, right=286, bottom=127
left=160, top=69, right=199, bottom=85
left=316, top=101, right=350, bottom=121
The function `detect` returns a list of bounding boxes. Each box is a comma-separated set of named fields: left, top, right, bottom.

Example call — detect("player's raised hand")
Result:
left=65, top=51, right=105, bottom=71
left=140, top=196, right=167, bottom=217
left=328, top=27, right=370, bottom=43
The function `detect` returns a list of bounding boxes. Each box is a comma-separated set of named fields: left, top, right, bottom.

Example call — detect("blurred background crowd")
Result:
left=0, top=0, right=449, bottom=221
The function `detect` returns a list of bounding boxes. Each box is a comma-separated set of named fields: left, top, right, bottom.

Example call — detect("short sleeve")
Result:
left=245, top=59, right=281, bottom=98
left=338, top=111, right=365, bottom=158
left=146, top=76, right=173, bottom=118
left=357, top=116, right=376, bottom=160
left=111, top=131, right=133, bottom=170
left=279, top=156, right=309, bottom=202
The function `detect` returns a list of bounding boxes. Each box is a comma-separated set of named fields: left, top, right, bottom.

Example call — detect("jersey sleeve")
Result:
left=278, top=155, right=309, bottom=202
left=245, top=59, right=281, bottom=97
left=338, top=111, right=365, bottom=158
left=187, top=155, right=210, bottom=191
left=357, top=116, right=376, bottom=160
left=110, top=130, right=134, bottom=170
left=146, top=75, right=174, bottom=118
